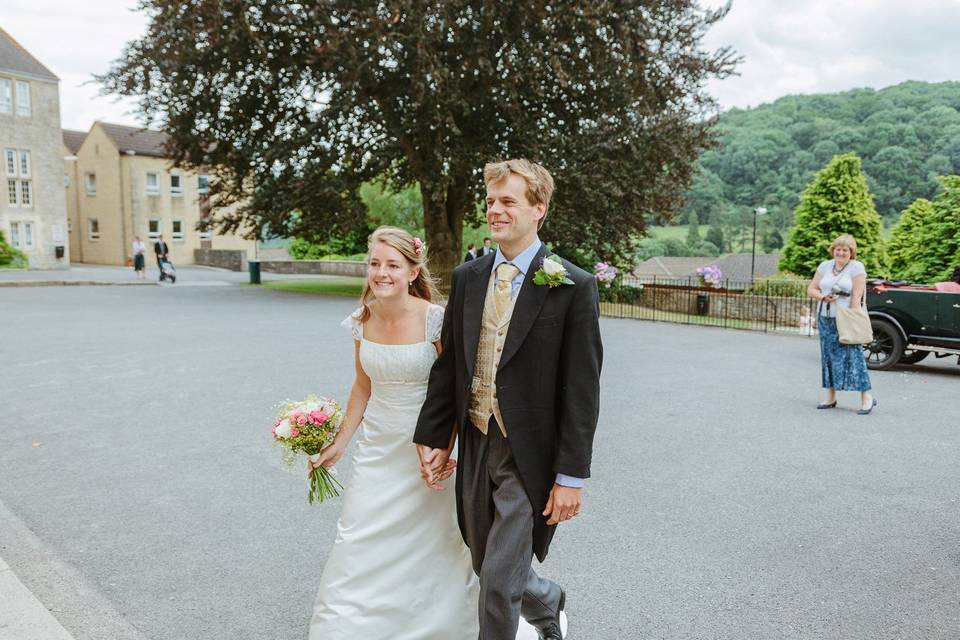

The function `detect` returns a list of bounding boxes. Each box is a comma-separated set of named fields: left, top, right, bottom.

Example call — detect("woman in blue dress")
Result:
left=806, top=234, right=877, bottom=415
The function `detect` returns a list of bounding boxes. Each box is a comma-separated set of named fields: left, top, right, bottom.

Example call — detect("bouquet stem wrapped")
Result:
left=273, top=395, right=345, bottom=504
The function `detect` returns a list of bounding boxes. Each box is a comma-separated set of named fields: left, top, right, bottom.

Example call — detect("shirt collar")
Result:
left=492, top=237, right=542, bottom=277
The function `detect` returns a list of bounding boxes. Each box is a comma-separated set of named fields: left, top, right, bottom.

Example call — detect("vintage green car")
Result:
left=865, top=280, right=960, bottom=370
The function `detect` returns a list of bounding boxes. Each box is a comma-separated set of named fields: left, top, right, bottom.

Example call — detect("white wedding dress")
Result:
left=309, top=305, right=537, bottom=640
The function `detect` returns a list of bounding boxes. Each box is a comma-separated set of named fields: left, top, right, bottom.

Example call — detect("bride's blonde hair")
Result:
left=359, top=226, right=438, bottom=322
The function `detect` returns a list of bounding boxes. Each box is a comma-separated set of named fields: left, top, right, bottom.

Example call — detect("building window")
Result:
left=4, top=149, right=14, bottom=175
left=8, top=221, right=35, bottom=252
left=198, top=175, right=210, bottom=195
left=15, top=81, right=30, bottom=116
left=146, top=172, right=160, bottom=196
left=170, top=174, right=183, bottom=197
left=148, top=218, right=160, bottom=240
left=22, top=221, right=33, bottom=248
left=19, top=151, right=30, bottom=177
left=9, top=222, right=19, bottom=246
left=19, top=180, right=31, bottom=207
left=198, top=229, right=212, bottom=240
left=88, top=218, right=100, bottom=240
left=172, top=219, right=184, bottom=241
left=0, top=79, right=11, bottom=114
left=84, top=173, right=97, bottom=196
left=7, top=179, right=16, bottom=206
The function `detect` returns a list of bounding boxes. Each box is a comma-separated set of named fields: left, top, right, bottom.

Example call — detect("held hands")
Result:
left=416, top=444, right=456, bottom=491
left=543, top=483, right=583, bottom=526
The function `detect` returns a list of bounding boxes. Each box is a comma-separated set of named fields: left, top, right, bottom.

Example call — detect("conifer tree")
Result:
left=779, top=153, right=884, bottom=277
left=886, top=198, right=934, bottom=280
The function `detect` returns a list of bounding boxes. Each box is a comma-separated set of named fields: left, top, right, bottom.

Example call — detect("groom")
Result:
left=415, top=159, right=602, bottom=639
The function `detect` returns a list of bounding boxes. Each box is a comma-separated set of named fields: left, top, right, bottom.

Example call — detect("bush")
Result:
left=289, top=229, right=370, bottom=261
left=746, top=274, right=808, bottom=298
left=598, top=283, right=643, bottom=305
left=0, top=230, right=27, bottom=267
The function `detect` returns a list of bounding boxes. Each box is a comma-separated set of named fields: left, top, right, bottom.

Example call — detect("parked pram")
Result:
left=159, top=259, right=177, bottom=283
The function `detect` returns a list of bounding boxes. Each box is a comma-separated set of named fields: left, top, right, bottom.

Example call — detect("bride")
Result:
left=308, top=226, right=536, bottom=639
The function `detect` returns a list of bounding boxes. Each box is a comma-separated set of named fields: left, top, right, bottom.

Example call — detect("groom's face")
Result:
left=485, top=174, right=545, bottom=250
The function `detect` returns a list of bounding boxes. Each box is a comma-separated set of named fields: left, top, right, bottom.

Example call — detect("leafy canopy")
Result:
left=100, top=1, right=737, bottom=281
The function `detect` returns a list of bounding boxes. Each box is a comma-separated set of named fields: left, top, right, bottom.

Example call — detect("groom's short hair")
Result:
left=483, top=159, right=555, bottom=229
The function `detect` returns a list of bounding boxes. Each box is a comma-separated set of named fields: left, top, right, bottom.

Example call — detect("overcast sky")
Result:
left=2, top=0, right=960, bottom=132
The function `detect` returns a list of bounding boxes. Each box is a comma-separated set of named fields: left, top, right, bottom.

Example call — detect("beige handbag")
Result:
left=836, top=291, right=873, bottom=345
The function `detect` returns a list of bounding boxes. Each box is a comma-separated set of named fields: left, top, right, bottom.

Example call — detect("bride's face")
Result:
left=367, top=242, right=418, bottom=300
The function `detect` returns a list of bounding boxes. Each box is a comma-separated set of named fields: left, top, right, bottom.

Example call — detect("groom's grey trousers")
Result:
left=461, top=418, right=563, bottom=639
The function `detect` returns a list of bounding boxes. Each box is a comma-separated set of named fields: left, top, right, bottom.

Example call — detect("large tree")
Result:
left=886, top=197, right=934, bottom=281
left=779, top=153, right=885, bottom=277
left=887, top=177, right=960, bottom=283
left=100, top=1, right=736, bottom=282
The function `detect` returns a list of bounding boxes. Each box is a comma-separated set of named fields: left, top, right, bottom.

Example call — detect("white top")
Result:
left=132, top=240, right=145, bottom=255
left=342, top=304, right=445, bottom=343
left=816, top=259, right=866, bottom=317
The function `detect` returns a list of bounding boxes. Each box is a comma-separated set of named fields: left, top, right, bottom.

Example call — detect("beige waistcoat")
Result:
left=467, top=270, right=521, bottom=437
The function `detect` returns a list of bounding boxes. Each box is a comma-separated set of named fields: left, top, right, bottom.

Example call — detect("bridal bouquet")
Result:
left=272, top=395, right=345, bottom=504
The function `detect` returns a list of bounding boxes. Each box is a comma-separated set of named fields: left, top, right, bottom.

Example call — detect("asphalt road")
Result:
left=1, top=284, right=958, bottom=640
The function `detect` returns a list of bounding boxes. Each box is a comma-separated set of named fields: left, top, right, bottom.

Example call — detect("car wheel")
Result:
left=899, top=349, right=929, bottom=365
left=865, top=319, right=903, bottom=370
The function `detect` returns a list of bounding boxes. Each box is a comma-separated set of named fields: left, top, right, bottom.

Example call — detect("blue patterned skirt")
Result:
left=818, top=315, right=872, bottom=391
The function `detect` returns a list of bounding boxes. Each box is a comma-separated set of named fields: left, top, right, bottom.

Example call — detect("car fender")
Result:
left=868, top=310, right=909, bottom=342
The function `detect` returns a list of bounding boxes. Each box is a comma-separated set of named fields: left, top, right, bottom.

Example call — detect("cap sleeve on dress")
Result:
left=850, top=260, right=867, bottom=278
left=426, top=303, right=445, bottom=343
left=341, top=307, right=364, bottom=341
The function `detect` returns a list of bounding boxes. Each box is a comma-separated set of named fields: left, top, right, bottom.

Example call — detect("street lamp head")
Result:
left=755, top=207, right=768, bottom=215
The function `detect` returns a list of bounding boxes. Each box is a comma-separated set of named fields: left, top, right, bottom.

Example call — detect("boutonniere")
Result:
left=534, top=255, right=574, bottom=287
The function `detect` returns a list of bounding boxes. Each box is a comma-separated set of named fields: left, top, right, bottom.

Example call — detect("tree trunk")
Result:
left=420, top=178, right=468, bottom=293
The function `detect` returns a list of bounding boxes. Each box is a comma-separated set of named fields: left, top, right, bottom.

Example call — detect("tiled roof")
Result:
left=62, top=129, right=87, bottom=155
left=0, top=27, right=58, bottom=81
left=632, top=254, right=781, bottom=282
left=632, top=256, right=713, bottom=278
left=97, top=122, right=170, bottom=158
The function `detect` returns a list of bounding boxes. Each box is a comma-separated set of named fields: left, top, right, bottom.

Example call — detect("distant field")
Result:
left=648, top=224, right=714, bottom=241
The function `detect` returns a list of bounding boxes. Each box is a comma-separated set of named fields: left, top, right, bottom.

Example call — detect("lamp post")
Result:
left=751, top=206, right=768, bottom=285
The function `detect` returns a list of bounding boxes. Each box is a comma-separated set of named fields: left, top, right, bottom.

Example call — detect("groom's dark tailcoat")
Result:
left=414, top=244, right=602, bottom=561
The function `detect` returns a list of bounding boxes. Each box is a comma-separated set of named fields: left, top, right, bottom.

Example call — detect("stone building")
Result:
left=65, top=122, right=255, bottom=267
left=0, top=27, right=69, bottom=269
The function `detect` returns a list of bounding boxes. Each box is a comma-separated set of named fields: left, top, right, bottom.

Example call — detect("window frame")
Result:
left=197, top=175, right=210, bottom=195
left=170, top=174, right=183, bottom=197
left=19, top=179, right=32, bottom=207
left=4, top=149, right=15, bottom=176
left=7, top=179, right=17, bottom=206
left=147, top=218, right=161, bottom=240
left=0, top=79, right=11, bottom=114
left=171, top=219, right=185, bottom=241
left=88, top=218, right=100, bottom=241
left=145, top=172, right=160, bottom=196
left=15, top=81, right=30, bottom=117
left=22, top=221, right=34, bottom=249
left=84, top=172, right=97, bottom=196
left=9, top=221, right=20, bottom=246
left=18, top=150, right=30, bottom=177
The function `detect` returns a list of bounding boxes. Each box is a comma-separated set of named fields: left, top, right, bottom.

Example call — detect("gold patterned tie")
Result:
left=494, top=263, right=520, bottom=321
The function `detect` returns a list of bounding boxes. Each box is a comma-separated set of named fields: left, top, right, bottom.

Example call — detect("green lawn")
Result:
left=259, top=277, right=365, bottom=297
left=648, top=224, right=713, bottom=242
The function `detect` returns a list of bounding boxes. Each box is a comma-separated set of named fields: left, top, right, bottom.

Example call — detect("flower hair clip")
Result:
left=413, top=237, right=424, bottom=255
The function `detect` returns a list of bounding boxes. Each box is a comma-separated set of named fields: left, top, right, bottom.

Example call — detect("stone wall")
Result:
left=625, top=284, right=814, bottom=328
left=194, top=248, right=247, bottom=271
left=256, top=259, right=366, bottom=277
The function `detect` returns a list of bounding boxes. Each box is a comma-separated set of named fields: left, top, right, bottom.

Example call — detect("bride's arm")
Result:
left=312, top=340, right=371, bottom=469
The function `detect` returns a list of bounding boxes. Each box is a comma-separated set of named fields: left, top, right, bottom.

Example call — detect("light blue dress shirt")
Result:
left=491, top=238, right=585, bottom=490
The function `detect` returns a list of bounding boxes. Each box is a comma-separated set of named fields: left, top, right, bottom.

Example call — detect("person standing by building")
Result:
left=132, top=236, right=146, bottom=280
left=154, top=235, right=170, bottom=281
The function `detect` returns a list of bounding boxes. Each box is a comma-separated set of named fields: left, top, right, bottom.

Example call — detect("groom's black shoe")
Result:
left=537, top=589, right=566, bottom=640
